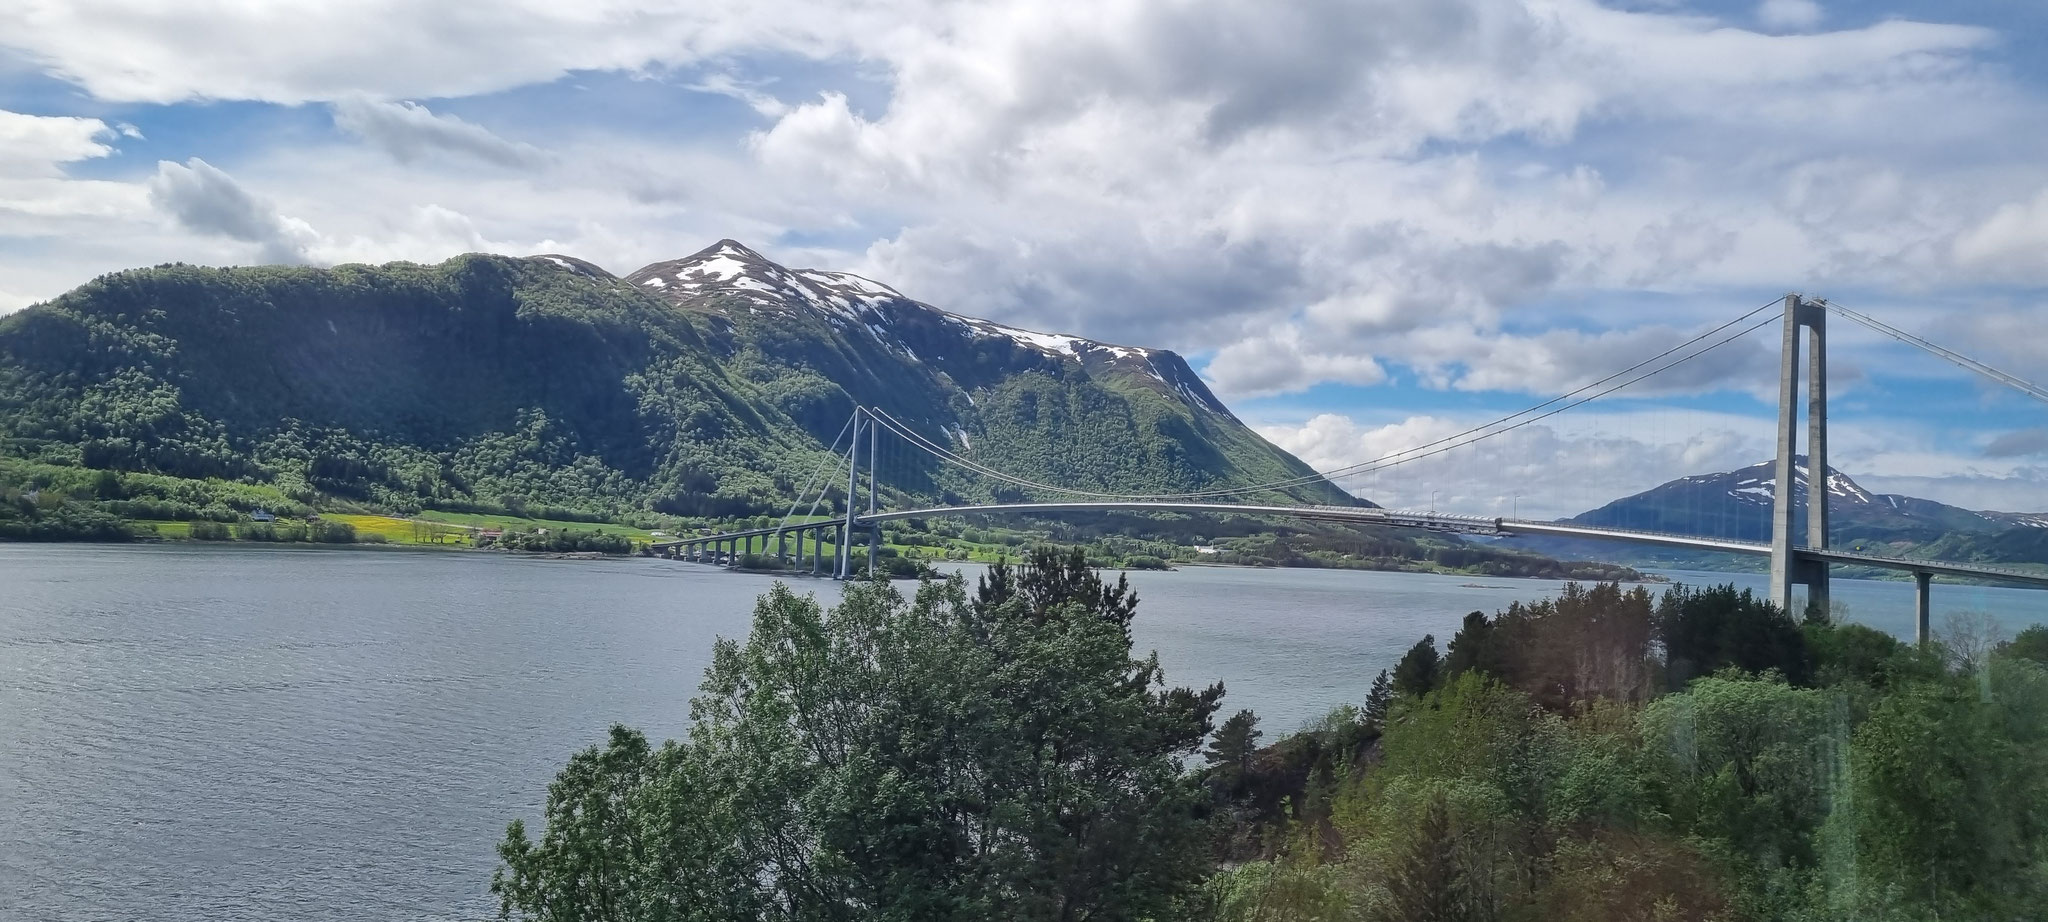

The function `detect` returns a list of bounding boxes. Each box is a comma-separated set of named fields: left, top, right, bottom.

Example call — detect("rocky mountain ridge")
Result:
left=618, top=240, right=1236, bottom=418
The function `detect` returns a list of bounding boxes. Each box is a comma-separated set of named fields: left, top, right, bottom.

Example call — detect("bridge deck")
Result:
left=656, top=501, right=2048, bottom=589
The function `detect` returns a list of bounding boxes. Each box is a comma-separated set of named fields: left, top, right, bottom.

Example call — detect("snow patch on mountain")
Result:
left=1710, top=460, right=1898, bottom=508
left=626, top=240, right=907, bottom=323
left=527, top=254, right=616, bottom=281
left=942, top=313, right=1147, bottom=362
left=627, top=239, right=1179, bottom=380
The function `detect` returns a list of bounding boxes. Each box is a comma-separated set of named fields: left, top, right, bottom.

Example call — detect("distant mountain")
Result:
left=1573, top=458, right=2047, bottom=543
left=0, top=240, right=1351, bottom=521
left=1532, top=458, right=2048, bottom=569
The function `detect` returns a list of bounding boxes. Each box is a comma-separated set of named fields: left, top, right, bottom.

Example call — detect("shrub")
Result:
left=311, top=521, right=356, bottom=544
left=188, top=520, right=233, bottom=541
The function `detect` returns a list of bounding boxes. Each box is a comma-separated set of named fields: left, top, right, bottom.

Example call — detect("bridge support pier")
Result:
left=1915, top=571, right=1933, bottom=647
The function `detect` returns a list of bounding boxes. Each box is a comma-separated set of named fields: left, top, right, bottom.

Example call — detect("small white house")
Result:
left=250, top=508, right=276, bottom=522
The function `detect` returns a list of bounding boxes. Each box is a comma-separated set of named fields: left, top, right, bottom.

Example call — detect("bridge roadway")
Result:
left=651, top=500, right=2048, bottom=590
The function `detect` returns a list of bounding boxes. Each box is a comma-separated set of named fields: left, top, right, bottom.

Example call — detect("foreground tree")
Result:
left=496, top=550, right=1223, bottom=922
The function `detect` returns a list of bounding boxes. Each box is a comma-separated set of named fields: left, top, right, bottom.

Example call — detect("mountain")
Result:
left=1533, top=458, right=2048, bottom=568
left=0, top=240, right=1350, bottom=524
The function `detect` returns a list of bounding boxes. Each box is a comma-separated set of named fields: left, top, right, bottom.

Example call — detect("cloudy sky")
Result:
left=3, top=0, right=2046, bottom=517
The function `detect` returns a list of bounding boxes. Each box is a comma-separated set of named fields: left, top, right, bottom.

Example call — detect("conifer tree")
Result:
left=1364, top=669, right=1394, bottom=730
left=1393, top=635, right=1442, bottom=697
left=1388, top=793, right=1464, bottom=922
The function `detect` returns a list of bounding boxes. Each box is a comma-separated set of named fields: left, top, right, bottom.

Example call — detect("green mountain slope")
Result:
left=0, top=241, right=1350, bottom=525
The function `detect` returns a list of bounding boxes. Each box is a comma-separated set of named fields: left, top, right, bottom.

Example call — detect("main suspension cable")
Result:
left=868, top=299, right=1783, bottom=502
left=774, top=414, right=855, bottom=536
left=1817, top=299, right=2048, bottom=406
left=1238, top=295, right=1788, bottom=493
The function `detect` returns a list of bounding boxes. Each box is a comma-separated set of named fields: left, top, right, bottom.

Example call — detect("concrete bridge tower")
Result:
left=1769, top=294, right=1830, bottom=615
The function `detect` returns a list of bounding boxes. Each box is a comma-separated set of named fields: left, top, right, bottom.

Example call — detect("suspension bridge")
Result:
left=653, top=294, right=2048, bottom=644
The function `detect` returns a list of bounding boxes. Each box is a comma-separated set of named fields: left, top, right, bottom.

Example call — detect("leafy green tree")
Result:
left=493, top=726, right=756, bottom=922
left=1804, top=620, right=1905, bottom=689
left=1637, top=672, right=1833, bottom=911
left=498, top=554, right=1222, bottom=922
left=1532, top=830, right=1733, bottom=922
left=1843, top=668, right=2048, bottom=917
left=1393, top=636, right=1442, bottom=697
left=1190, top=849, right=1350, bottom=922
left=1998, top=624, right=2048, bottom=666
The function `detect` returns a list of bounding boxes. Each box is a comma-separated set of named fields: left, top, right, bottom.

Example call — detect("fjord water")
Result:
left=3, top=545, right=2044, bottom=921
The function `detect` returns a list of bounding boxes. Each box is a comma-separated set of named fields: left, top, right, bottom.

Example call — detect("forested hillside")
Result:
left=0, top=242, right=1349, bottom=536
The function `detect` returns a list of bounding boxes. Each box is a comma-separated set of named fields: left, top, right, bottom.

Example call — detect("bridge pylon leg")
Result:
left=1770, top=295, right=1831, bottom=614
left=1914, top=572, right=1933, bottom=647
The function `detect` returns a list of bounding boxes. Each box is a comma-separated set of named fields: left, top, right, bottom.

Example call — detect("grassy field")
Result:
left=133, top=513, right=657, bottom=548
left=323, top=514, right=470, bottom=546
left=134, top=520, right=192, bottom=539
left=413, top=510, right=659, bottom=543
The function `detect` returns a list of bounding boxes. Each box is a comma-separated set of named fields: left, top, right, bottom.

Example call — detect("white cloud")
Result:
left=1255, top=409, right=1774, bottom=519
left=1953, top=188, right=2048, bottom=279
left=1207, top=328, right=1388, bottom=398
left=686, top=73, right=791, bottom=118
left=147, top=158, right=320, bottom=265
left=0, top=0, right=903, bottom=105
left=1761, top=0, right=1826, bottom=32
left=1255, top=406, right=2048, bottom=519
left=719, top=0, right=2011, bottom=394
left=0, top=109, right=120, bottom=174
left=1757, top=0, right=1824, bottom=31
left=0, top=0, right=2040, bottom=420
left=330, top=98, right=548, bottom=169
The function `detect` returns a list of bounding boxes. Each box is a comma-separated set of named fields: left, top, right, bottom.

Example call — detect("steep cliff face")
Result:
left=0, top=241, right=1349, bottom=517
